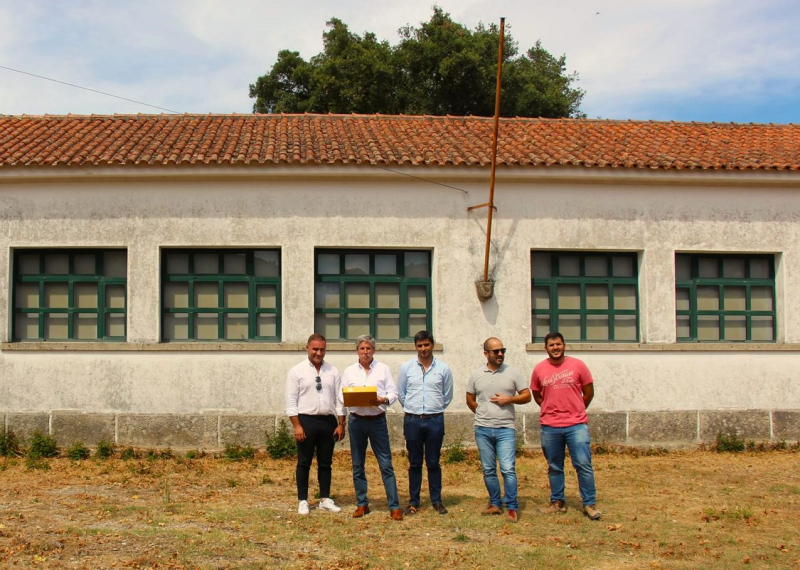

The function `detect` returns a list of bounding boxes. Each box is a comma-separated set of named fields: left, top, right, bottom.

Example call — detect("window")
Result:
left=531, top=251, right=639, bottom=342
left=314, top=250, right=431, bottom=341
left=12, top=249, right=127, bottom=341
left=161, top=249, right=280, bottom=341
left=675, top=254, right=775, bottom=342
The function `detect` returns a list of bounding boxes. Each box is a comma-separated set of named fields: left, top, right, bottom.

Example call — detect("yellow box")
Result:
left=343, top=386, right=378, bottom=407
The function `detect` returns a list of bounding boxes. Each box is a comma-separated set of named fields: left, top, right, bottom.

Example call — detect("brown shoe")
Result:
left=539, top=500, right=567, bottom=514
left=481, top=505, right=502, bottom=516
left=432, top=502, right=448, bottom=515
left=353, top=505, right=371, bottom=518
left=583, top=504, right=602, bottom=520
left=508, top=509, right=519, bottom=523
left=403, top=504, right=418, bottom=515
left=390, top=509, right=403, bottom=521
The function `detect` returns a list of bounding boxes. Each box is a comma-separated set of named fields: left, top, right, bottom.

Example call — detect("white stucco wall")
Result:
left=1, top=165, right=799, bottom=415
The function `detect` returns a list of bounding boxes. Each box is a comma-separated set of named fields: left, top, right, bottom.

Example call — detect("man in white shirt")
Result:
left=341, top=335, right=403, bottom=521
left=285, top=333, right=346, bottom=515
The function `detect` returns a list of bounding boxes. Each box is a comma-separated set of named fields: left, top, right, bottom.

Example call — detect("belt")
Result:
left=351, top=412, right=386, bottom=421
left=405, top=412, right=443, bottom=419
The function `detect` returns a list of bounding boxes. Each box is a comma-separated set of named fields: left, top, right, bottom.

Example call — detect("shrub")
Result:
left=266, top=420, right=297, bottom=459
left=185, top=449, right=205, bottom=460
left=225, top=444, right=256, bottom=461
left=444, top=440, right=467, bottom=463
left=0, top=429, right=21, bottom=457
left=120, top=447, right=138, bottom=460
left=27, top=431, right=59, bottom=459
left=715, top=432, right=745, bottom=453
left=66, top=441, right=91, bottom=461
left=95, top=440, right=115, bottom=459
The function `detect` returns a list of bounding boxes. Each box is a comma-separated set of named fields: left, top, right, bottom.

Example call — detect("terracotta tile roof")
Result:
left=1, top=113, right=799, bottom=171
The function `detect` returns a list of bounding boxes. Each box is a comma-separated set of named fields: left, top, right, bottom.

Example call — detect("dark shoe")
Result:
left=481, top=505, right=502, bottom=516
left=432, top=502, right=448, bottom=515
left=508, top=509, right=519, bottom=523
left=583, top=504, right=602, bottom=520
left=539, top=500, right=567, bottom=514
left=353, top=505, right=371, bottom=518
left=390, top=509, right=403, bottom=521
left=403, top=504, right=419, bottom=515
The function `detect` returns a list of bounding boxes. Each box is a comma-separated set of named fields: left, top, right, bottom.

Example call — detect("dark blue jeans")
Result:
left=349, top=414, right=400, bottom=510
left=403, top=414, right=445, bottom=506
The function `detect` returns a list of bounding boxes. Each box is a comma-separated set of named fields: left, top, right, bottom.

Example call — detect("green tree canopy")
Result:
left=249, top=7, right=585, bottom=118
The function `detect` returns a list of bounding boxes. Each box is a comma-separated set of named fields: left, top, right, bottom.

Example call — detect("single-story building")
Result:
left=1, top=113, right=798, bottom=448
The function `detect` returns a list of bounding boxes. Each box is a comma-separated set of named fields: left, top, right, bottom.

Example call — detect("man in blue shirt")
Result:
left=397, top=330, right=454, bottom=515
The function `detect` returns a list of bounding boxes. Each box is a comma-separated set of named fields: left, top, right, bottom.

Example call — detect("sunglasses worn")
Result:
left=315, top=376, right=322, bottom=391
left=487, top=348, right=507, bottom=355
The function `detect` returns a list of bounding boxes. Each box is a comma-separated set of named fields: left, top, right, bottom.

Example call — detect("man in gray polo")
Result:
left=466, top=337, right=531, bottom=522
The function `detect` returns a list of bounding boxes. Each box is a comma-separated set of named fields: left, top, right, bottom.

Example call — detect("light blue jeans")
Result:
left=474, top=426, right=518, bottom=511
left=540, top=423, right=597, bottom=506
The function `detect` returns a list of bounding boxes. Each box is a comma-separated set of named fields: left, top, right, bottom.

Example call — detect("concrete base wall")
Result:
left=3, top=410, right=798, bottom=450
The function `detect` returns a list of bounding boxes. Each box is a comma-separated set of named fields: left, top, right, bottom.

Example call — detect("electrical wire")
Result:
left=373, top=165, right=469, bottom=194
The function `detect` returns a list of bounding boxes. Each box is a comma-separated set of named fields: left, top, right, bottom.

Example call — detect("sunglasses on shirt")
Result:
left=486, top=348, right=507, bottom=355
left=315, top=376, right=322, bottom=391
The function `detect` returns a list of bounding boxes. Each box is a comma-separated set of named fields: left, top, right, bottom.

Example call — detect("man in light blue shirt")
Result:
left=396, top=330, right=454, bottom=515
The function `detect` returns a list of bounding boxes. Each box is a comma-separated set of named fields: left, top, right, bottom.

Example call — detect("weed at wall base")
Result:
left=27, top=431, right=59, bottom=460
left=66, top=442, right=91, bottom=461
left=266, top=420, right=296, bottom=459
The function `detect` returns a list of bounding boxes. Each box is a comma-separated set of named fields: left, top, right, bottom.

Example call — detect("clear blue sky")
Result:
left=1, top=0, right=798, bottom=124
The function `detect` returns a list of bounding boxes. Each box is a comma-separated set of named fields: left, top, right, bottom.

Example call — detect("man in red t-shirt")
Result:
left=530, top=332, right=601, bottom=520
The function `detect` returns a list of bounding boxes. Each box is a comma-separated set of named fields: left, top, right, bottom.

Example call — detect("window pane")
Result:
left=166, top=253, right=189, bottom=274
left=699, top=258, right=718, bottom=278
left=559, top=255, right=580, bottom=277
left=18, top=254, right=40, bottom=275
left=315, top=283, right=340, bottom=309
left=106, top=285, right=125, bottom=309
left=254, top=250, right=280, bottom=277
left=675, top=255, right=691, bottom=281
left=533, top=315, right=550, bottom=338
left=407, top=314, right=427, bottom=335
left=106, top=314, right=125, bottom=337
left=697, top=315, right=720, bottom=341
left=74, top=314, right=98, bottom=340
left=376, top=314, right=400, bottom=340
left=224, top=282, right=249, bottom=309
left=404, top=252, right=430, bottom=278
left=315, top=314, right=340, bottom=340
left=163, top=313, right=189, bottom=341
left=195, top=282, right=218, bottom=308
left=749, top=258, right=770, bottom=279
left=675, top=288, right=690, bottom=312
left=375, top=255, right=396, bottom=275
left=224, top=253, right=246, bottom=274
left=585, top=257, right=608, bottom=277
left=531, top=252, right=551, bottom=279
left=586, top=284, right=609, bottom=310
left=195, top=313, right=219, bottom=340
left=614, top=315, right=637, bottom=341
left=407, top=286, right=427, bottom=310
left=724, top=286, right=746, bottom=311
left=345, top=314, right=370, bottom=339
left=74, top=282, right=98, bottom=309
left=558, top=315, right=581, bottom=341
left=676, top=315, right=691, bottom=339
left=345, top=283, right=370, bottom=308
left=257, top=285, right=277, bottom=309
left=750, top=287, right=773, bottom=311
left=586, top=315, right=609, bottom=340
left=557, top=284, right=581, bottom=310
left=44, top=283, right=69, bottom=308
left=723, top=258, right=745, bottom=278
left=614, top=284, right=637, bottom=311
left=375, top=283, right=400, bottom=309
left=724, top=315, right=746, bottom=341
left=164, top=282, right=189, bottom=309
left=224, top=314, right=249, bottom=340
left=74, top=254, right=96, bottom=275
left=317, top=253, right=340, bottom=275
left=104, top=251, right=127, bottom=278
left=45, top=254, right=69, bottom=275
left=751, top=316, right=774, bottom=341
left=257, top=314, right=277, bottom=337
left=15, top=283, right=39, bottom=309
left=612, top=256, right=634, bottom=277
left=344, top=254, right=370, bottom=275
left=44, top=313, right=69, bottom=340
left=697, top=286, right=719, bottom=311
left=15, top=313, right=39, bottom=340
left=532, top=286, right=550, bottom=310
left=194, top=253, right=218, bottom=274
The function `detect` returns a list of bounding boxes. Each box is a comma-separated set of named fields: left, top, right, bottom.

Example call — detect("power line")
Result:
left=374, top=165, right=469, bottom=194
left=0, top=64, right=182, bottom=114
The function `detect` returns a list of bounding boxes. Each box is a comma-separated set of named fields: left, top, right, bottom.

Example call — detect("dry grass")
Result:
left=0, top=448, right=798, bottom=569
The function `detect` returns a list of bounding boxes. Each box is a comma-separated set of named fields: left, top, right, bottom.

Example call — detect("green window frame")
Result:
left=314, top=249, right=432, bottom=341
left=12, top=249, right=127, bottom=342
left=675, top=253, right=775, bottom=342
left=161, top=249, right=281, bottom=342
left=531, top=251, right=639, bottom=342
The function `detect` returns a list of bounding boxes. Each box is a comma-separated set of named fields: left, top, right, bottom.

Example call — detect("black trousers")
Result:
left=296, top=414, right=338, bottom=501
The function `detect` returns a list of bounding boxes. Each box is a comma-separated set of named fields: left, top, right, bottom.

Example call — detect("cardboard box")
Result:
left=343, top=386, right=378, bottom=407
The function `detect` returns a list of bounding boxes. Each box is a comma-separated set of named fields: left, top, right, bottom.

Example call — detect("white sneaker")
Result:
left=318, top=498, right=341, bottom=512
left=298, top=500, right=310, bottom=515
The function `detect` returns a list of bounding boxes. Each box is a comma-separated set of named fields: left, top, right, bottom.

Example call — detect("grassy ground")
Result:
left=0, top=447, right=798, bottom=569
